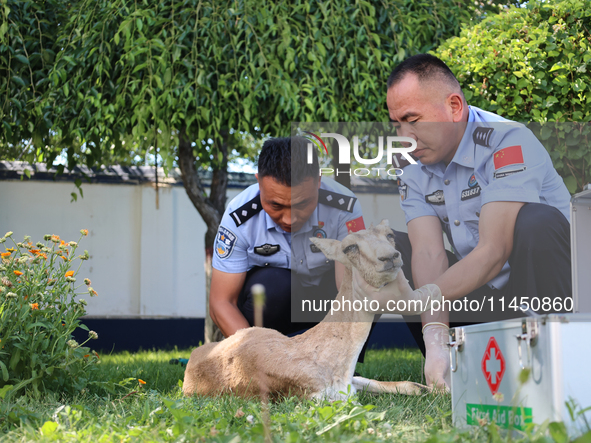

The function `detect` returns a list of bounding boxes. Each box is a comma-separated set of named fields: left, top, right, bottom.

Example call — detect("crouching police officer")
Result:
left=354, top=54, right=572, bottom=389
left=210, top=136, right=367, bottom=341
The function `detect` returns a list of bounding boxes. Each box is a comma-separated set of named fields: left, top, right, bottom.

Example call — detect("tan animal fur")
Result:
left=183, top=220, right=428, bottom=401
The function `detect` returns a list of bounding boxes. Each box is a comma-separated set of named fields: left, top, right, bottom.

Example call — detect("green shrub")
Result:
left=0, top=230, right=99, bottom=397
left=435, top=0, right=591, bottom=192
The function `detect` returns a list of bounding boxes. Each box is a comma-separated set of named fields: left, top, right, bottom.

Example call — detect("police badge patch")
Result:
left=312, top=226, right=327, bottom=239
left=397, top=179, right=408, bottom=201
left=215, top=226, right=237, bottom=259
left=461, top=173, right=482, bottom=201
left=310, top=225, right=327, bottom=253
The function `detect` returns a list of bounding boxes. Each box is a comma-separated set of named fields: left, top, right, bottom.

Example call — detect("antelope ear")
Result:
left=378, top=219, right=390, bottom=228
left=309, top=237, right=351, bottom=266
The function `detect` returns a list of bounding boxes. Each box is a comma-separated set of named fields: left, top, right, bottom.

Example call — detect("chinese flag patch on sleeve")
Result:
left=493, top=145, right=524, bottom=170
left=346, top=216, right=366, bottom=233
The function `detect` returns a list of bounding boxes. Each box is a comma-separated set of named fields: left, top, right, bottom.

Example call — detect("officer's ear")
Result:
left=309, top=238, right=348, bottom=265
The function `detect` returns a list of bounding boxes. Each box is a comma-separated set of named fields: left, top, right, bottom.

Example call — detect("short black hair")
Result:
left=387, top=53, right=461, bottom=92
left=257, top=136, right=319, bottom=187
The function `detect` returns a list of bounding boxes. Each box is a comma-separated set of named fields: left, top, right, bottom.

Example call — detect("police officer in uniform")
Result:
left=210, top=136, right=367, bottom=341
left=353, top=54, right=571, bottom=389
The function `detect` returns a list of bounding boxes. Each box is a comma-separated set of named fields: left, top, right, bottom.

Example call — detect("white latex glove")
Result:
left=352, top=268, right=442, bottom=315
left=423, top=322, right=451, bottom=391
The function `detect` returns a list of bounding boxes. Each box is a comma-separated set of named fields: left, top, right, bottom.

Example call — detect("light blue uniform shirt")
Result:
left=213, top=178, right=365, bottom=287
left=398, top=106, right=571, bottom=289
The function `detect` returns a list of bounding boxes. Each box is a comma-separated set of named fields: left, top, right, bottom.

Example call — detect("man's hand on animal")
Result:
left=422, top=322, right=451, bottom=391
left=352, top=267, right=442, bottom=316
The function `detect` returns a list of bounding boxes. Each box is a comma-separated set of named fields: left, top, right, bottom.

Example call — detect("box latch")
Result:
left=515, top=318, right=539, bottom=369
left=448, top=327, right=465, bottom=373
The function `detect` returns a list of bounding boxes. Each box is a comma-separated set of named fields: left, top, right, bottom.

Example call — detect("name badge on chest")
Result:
left=254, top=244, right=280, bottom=256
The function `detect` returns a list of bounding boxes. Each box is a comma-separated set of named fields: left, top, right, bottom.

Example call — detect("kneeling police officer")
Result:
left=210, top=136, right=367, bottom=339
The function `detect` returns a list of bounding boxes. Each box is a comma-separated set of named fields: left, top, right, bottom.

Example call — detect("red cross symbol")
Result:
left=481, top=336, right=506, bottom=395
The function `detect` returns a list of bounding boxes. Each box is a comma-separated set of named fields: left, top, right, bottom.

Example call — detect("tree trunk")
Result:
left=203, top=247, right=224, bottom=343
left=178, top=128, right=229, bottom=343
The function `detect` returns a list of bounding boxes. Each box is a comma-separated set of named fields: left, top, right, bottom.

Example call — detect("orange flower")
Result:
left=60, top=240, right=65, bottom=246
left=60, top=256, right=67, bottom=261
left=30, top=249, right=40, bottom=254
left=94, top=351, right=100, bottom=359
left=138, top=379, right=146, bottom=385
left=40, top=253, right=47, bottom=260
left=13, top=271, right=23, bottom=276
left=91, top=289, right=98, bottom=296
left=0, top=252, right=11, bottom=257
left=30, top=303, right=39, bottom=310
left=84, top=354, right=90, bottom=358
left=81, top=229, right=88, bottom=236
left=65, top=271, right=74, bottom=277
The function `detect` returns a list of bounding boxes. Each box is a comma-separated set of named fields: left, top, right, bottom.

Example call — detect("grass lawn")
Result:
left=0, top=347, right=585, bottom=442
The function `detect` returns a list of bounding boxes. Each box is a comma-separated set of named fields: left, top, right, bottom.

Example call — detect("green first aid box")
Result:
left=449, top=315, right=591, bottom=435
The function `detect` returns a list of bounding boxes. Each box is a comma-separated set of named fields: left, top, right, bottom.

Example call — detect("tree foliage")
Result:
left=435, top=0, right=591, bottom=192
left=2, top=0, right=513, bottom=172
left=1, top=0, right=519, bottom=341
left=0, top=0, right=67, bottom=161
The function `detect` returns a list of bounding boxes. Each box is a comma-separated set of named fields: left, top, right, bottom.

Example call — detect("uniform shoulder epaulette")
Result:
left=230, top=194, right=262, bottom=227
left=472, top=127, right=494, bottom=148
left=318, top=188, right=356, bottom=213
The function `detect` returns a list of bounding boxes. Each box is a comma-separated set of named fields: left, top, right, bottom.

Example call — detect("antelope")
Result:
left=183, top=220, right=429, bottom=401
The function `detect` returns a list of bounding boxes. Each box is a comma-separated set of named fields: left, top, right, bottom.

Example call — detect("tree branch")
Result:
left=177, top=127, right=222, bottom=249
left=209, top=131, right=229, bottom=215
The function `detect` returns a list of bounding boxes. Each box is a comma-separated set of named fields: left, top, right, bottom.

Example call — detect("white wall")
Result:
left=0, top=179, right=405, bottom=318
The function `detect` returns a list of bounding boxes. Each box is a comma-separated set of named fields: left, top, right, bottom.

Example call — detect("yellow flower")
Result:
left=6, top=248, right=16, bottom=253
left=30, top=303, right=39, bottom=310
left=138, top=379, right=146, bottom=385
left=65, top=271, right=75, bottom=277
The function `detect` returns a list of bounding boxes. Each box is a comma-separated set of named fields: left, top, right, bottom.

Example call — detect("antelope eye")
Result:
left=343, top=244, right=358, bottom=254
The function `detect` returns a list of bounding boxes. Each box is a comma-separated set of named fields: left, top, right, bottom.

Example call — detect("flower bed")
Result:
left=0, top=230, right=99, bottom=397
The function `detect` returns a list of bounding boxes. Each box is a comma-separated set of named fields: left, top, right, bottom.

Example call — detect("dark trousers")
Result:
left=237, top=266, right=374, bottom=362
left=395, top=203, right=571, bottom=355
